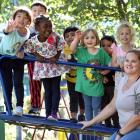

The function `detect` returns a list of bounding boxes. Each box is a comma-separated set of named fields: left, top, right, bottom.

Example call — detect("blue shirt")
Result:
left=0, top=28, right=30, bottom=55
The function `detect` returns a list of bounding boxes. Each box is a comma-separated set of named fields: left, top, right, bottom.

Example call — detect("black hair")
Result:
left=100, top=35, right=117, bottom=47
left=63, top=26, right=79, bottom=38
left=34, top=15, right=51, bottom=27
left=31, top=1, right=47, bottom=12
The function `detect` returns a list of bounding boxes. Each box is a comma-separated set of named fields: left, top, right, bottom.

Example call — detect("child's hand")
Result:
left=75, top=30, right=82, bottom=40
left=103, top=76, right=109, bottom=84
left=4, top=19, right=17, bottom=33
left=32, top=51, right=46, bottom=63
left=36, top=55, right=46, bottom=63
left=49, top=56, right=57, bottom=64
left=16, top=51, right=24, bottom=59
left=100, top=70, right=110, bottom=75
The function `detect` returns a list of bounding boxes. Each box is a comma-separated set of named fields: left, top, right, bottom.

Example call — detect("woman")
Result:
left=79, top=50, right=140, bottom=140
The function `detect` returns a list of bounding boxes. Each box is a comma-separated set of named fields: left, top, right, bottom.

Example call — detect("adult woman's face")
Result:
left=124, top=52, right=140, bottom=75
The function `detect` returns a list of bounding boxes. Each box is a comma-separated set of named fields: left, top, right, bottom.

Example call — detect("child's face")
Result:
left=64, top=31, right=76, bottom=45
left=119, top=27, right=132, bottom=45
left=124, top=52, right=140, bottom=74
left=32, top=6, right=47, bottom=18
left=101, top=39, right=113, bottom=55
left=14, top=12, right=31, bottom=28
left=84, top=31, right=97, bottom=48
left=36, top=20, right=52, bottom=37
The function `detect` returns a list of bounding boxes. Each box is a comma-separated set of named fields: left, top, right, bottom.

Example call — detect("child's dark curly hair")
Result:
left=100, top=35, right=117, bottom=47
left=34, top=15, right=51, bottom=27
left=63, top=26, right=79, bottom=39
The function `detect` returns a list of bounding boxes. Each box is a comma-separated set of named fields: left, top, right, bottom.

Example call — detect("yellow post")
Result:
left=58, top=132, right=67, bottom=140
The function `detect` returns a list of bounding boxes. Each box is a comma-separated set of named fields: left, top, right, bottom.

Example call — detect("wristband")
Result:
left=117, top=129, right=124, bottom=137
left=3, top=29, right=9, bottom=35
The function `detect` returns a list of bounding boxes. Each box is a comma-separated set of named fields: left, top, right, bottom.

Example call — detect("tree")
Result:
left=0, top=0, right=140, bottom=42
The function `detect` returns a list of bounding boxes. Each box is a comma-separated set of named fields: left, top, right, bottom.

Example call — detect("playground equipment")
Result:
left=0, top=54, right=120, bottom=139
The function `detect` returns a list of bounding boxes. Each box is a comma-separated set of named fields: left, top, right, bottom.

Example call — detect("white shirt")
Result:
left=116, top=75, right=140, bottom=128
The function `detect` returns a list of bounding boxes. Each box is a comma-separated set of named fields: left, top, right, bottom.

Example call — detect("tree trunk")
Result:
left=115, top=0, right=129, bottom=21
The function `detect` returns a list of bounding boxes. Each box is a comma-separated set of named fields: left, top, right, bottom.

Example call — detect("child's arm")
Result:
left=111, top=51, right=119, bottom=67
left=100, top=70, right=110, bottom=75
left=49, top=50, right=61, bottom=64
left=70, top=30, right=82, bottom=52
left=31, top=51, right=47, bottom=63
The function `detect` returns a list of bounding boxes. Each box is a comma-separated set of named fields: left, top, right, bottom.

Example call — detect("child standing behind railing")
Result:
left=0, top=6, right=32, bottom=116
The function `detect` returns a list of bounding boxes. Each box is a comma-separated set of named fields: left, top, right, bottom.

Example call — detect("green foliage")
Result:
left=0, top=0, right=140, bottom=42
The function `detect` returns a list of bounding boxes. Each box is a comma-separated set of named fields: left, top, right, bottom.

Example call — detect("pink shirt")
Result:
left=113, top=46, right=126, bottom=92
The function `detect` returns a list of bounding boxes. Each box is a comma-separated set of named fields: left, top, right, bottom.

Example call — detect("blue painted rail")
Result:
left=0, top=54, right=121, bottom=71
left=0, top=112, right=118, bottom=137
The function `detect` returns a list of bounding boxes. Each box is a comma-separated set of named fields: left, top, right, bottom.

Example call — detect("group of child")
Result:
left=0, top=2, right=136, bottom=127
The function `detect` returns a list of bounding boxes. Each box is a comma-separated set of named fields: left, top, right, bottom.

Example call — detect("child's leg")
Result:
left=51, top=76, right=61, bottom=115
left=41, top=78, right=52, bottom=117
left=77, top=92, right=85, bottom=121
left=102, top=85, right=112, bottom=127
left=108, top=86, right=120, bottom=128
left=83, top=95, right=92, bottom=121
left=0, top=59, right=13, bottom=111
left=78, top=92, right=85, bottom=114
left=92, top=96, right=102, bottom=117
left=28, top=62, right=41, bottom=109
left=67, top=81, right=78, bottom=119
left=13, top=60, right=24, bottom=107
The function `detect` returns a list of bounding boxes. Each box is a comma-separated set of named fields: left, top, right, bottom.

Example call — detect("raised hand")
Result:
left=75, top=30, right=82, bottom=40
left=4, top=19, right=17, bottom=33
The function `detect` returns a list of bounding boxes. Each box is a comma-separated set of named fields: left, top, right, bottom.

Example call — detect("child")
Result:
left=70, top=29, right=111, bottom=121
left=23, top=15, right=67, bottom=120
left=0, top=6, right=32, bottom=116
left=28, top=1, right=48, bottom=114
left=100, top=35, right=119, bottom=128
left=63, top=26, right=85, bottom=122
left=112, top=22, right=135, bottom=93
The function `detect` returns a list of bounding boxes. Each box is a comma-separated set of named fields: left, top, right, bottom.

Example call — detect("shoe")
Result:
left=28, top=107, right=40, bottom=114
left=13, top=106, right=23, bottom=116
left=78, top=114, right=85, bottom=121
left=6, top=110, right=13, bottom=115
left=47, top=113, right=58, bottom=121
left=70, top=118, right=78, bottom=123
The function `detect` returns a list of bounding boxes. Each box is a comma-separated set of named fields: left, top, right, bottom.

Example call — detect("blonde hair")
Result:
left=116, top=22, right=135, bottom=43
left=81, top=28, right=100, bottom=46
